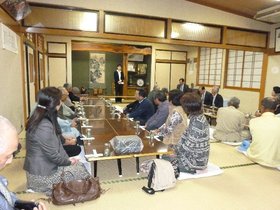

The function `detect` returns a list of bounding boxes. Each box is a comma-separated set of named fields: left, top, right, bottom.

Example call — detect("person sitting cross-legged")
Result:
left=145, top=91, right=169, bottom=131
left=127, top=88, right=155, bottom=125
left=213, top=97, right=248, bottom=143
left=157, top=89, right=188, bottom=145
left=247, top=97, right=280, bottom=168
left=163, top=93, right=210, bottom=174
left=24, top=87, right=89, bottom=195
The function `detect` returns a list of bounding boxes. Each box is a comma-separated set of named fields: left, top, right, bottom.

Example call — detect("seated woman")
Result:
left=157, top=89, right=188, bottom=145
left=57, top=117, right=82, bottom=157
left=164, top=93, right=210, bottom=174
left=24, top=87, right=89, bottom=195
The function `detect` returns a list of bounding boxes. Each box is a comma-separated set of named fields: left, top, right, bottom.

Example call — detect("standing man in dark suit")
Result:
left=114, top=64, right=125, bottom=103
left=211, top=85, right=223, bottom=108
left=200, top=86, right=213, bottom=106
left=177, top=78, right=189, bottom=93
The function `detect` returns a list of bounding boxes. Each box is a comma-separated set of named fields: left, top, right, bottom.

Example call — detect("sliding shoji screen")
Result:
left=198, top=47, right=223, bottom=86
left=226, top=50, right=263, bottom=89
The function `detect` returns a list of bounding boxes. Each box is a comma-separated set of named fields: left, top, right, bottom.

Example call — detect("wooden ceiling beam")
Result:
left=72, top=42, right=152, bottom=54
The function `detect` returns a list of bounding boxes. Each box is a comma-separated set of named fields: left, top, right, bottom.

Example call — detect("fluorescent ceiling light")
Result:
left=80, top=12, right=97, bottom=31
left=183, top=23, right=204, bottom=31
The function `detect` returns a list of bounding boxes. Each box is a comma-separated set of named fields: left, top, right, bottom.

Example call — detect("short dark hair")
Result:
left=261, top=97, right=278, bottom=111
left=169, top=89, right=184, bottom=106
left=180, top=93, right=202, bottom=115
left=154, top=91, right=167, bottom=102
left=201, top=86, right=206, bottom=90
left=273, top=86, right=280, bottom=94
left=136, top=88, right=146, bottom=98
left=117, top=64, right=122, bottom=67
left=179, top=78, right=185, bottom=82
left=161, top=88, right=169, bottom=95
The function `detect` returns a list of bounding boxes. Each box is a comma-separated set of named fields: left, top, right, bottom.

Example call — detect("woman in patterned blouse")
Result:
left=157, top=89, right=188, bottom=145
left=165, top=93, right=210, bottom=174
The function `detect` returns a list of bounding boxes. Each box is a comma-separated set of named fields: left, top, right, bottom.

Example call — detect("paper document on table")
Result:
left=81, top=137, right=95, bottom=141
left=133, top=125, right=145, bottom=130
left=154, top=136, right=161, bottom=141
left=146, top=135, right=160, bottom=139
left=114, top=105, right=123, bottom=113
left=81, top=125, right=93, bottom=128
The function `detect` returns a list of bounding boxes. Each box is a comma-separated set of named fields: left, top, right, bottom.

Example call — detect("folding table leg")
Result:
left=136, top=157, right=140, bottom=175
left=93, top=161, right=97, bottom=177
left=117, top=159, right=122, bottom=177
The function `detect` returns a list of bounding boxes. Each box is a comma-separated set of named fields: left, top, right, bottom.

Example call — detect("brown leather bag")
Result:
left=52, top=172, right=101, bottom=205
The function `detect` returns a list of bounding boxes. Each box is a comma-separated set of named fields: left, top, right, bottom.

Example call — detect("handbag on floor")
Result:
left=142, top=159, right=176, bottom=194
left=52, top=171, right=101, bottom=205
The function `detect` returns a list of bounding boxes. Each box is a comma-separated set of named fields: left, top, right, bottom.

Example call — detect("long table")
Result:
left=80, top=98, right=173, bottom=177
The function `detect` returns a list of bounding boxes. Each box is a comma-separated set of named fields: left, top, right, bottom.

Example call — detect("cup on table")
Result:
left=84, top=119, right=89, bottom=126
left=135, top=121, right=140, bottom=135
left=86, top=128, right=92, bottom=138
left=149, top=131, right=155, bottom=147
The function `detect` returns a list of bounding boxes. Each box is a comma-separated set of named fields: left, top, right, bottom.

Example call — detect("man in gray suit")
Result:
left=145, top=91, right=169, bottom=131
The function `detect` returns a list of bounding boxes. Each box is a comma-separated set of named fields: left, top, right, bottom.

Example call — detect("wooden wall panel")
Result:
left=170, top=63, right=186, bottom=89
left=24, top=6, right=98, bottom=32
left=48, top=57, right=67, bottom=87
left=105, top=13, right=166, bottom=38
left=226, top=29, right=267, bottom=48
left=155, top=63, right=171, bottom=89
left=172, top=22, right=222, bottom=43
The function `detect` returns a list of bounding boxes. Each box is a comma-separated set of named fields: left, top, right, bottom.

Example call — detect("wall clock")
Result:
left=136, top=78, right=144, bottom=87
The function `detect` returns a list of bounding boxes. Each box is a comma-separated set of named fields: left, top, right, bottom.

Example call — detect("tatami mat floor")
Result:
left=2, top=110, right=280, bottom=210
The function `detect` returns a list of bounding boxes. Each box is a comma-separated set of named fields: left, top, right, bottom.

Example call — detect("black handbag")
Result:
left=14, top=200, right=39, bottom=210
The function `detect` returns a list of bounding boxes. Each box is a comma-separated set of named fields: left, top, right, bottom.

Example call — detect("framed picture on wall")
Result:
left=275, top=27, right=280, bottom=52
left=137, top=64, right=147, bottom=74
left=128, top=62, right=136, bottom=72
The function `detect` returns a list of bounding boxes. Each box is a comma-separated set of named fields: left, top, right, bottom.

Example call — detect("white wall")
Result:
left=0, top=23, right=24, bottom=132
left=265, top=55, right=280, bottom=97
left=269, top=23, right=280, bottom=48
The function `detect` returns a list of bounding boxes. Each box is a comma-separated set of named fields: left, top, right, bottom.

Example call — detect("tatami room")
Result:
left=1, top=0, right=280, bottom=209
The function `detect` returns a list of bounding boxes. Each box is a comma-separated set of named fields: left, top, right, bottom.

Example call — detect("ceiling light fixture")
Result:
left=183, top=23, right=204, bottom=32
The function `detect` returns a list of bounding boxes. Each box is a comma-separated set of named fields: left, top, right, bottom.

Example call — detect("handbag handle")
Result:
left=60, top=170, right=97, bottom=194
left=60, top=170, right=75, bottom=182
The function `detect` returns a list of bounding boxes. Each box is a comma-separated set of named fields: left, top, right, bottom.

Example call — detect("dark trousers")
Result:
left=115, top=83, right=123, bottom=103
left=63, top=145, right=81, bottom=157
